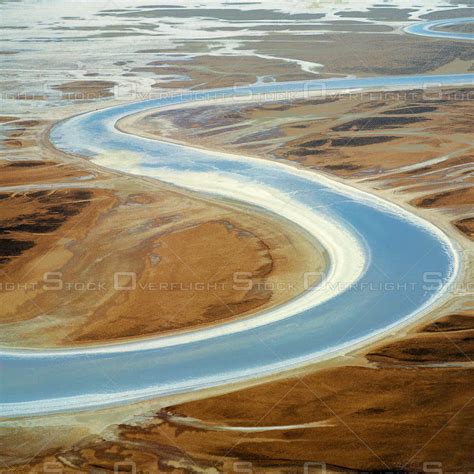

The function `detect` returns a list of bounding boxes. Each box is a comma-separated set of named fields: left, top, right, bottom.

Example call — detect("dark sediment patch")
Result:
left=0, top=219, right=65, bottom=234
left=422, top=313, right=474, bottom=333
left=0, top=238, right=35, bottom=263
left=3, top=139, right=23, bottom=147
left=48, top=204, right=85, bottom=217
left=382, top=106, right=438, bottom=115
left=290, top=124, right=310, bottom=129
left=420, top=7, right=474, bottom=20
left=231, top=127, right=281, bottom=144
left=14, top=120, right=41, bottom=127
left=454, top=217, right=474, bottom=239
left=437, top=23, right=474, bottom=34
left=258, top=103, right=292, bottom=112
left=332, top=116, right=428, bottom=132
left=299, top=138, right=329, bottom=147
left=35, top=189, right=92, bottom=203
left=367, top=333, right=474, bottom=364
left=290, top=148, right=327, bottom=157
left=52, top=81, right=116, bottom=100
left=324, top=164, right=361, bottom=171
left=292, top=98, right=339, bottom=107
left=330, top=136, right=398, bottom=147
left=1, top=203, right=88, bottom=234
left=6, top=161, right=46, bottom=167
left=335, top=7, right=416, bottom=21
left=195, top=125, right=248, bottom=138
left=412, top=187, right=474, bottom=208
left=0, top=190, right=93, bottom=264
left=292, top=135, right=397, bottom=153
left=0, top=116, right=18, bottom=123
left=97, top=8, right=325, bottom=21
left=356, top=407, right=386, bottom=416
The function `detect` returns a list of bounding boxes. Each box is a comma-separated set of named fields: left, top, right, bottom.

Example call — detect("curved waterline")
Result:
left=1, top=71, right=471, bottom=417
left=405, top=17, right=474, bottom=41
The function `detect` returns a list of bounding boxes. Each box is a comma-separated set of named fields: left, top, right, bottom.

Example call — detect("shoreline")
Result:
left=86, top=84, right=468, bottom=401
left=0, top=107, right=329, bottom=350
left=110, top=82, right=472, bottom=381
left=1, top=79, right=466, bottom=419
left=2, top=7, right=473, bottom=471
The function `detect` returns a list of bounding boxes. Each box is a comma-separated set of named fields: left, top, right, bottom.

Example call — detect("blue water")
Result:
left=405, top=18, right=474, bottom=41
left=2, top=21, right=473, bottom=417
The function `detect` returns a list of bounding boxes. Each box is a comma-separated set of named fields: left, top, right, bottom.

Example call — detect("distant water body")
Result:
left=405, top=18, right=474, bottom=41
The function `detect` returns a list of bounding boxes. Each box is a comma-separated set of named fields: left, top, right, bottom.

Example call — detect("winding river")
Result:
left=1, top=19, right=473, bottom=418
left=405, top=17, right=474, bottom=41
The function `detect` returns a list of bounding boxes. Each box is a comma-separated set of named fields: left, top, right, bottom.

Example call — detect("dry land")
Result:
left=4, top=84, right=473, bottom=473
left=2, top=4, right=474, bottom=472
left=0, top=117, right=325, bottom=348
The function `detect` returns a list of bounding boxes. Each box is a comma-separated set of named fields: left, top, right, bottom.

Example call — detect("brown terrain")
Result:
left=51, top=81, right=117, bottom=100
left=3, top=85, right=472, bottom=473
left=438, top=23, right=474, bottom=34
left=0, top=117, right=325, bottom=348
left=121, top=87, right=474, bottom=236
left=36, top=85, right=470, bottom=473
left=146, top=31, right=474, bottom=87
left=133, top=54, right=318, bottom=90
left=2, top=18, right=474, bottom=474
left=112, top=28, right=474, bottom=91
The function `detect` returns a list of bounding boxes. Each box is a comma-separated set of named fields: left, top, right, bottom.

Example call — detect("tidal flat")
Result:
left=1, top=1, right=473, bottom=472
left=105, top=83, right=474, bottom=473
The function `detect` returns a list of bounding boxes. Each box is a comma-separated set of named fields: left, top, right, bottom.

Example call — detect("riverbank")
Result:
left=0, top=116, right=327, bottom=349
left=76, top=82, right=473, bottom=472
left=2, top=3, right=473, bottom=472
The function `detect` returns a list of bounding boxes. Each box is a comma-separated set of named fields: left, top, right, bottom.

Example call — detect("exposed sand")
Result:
left=51, top=81, right=117, bottom=100
left=0, top=118, right=327, bottom=348
left=2, top=4, right=474, bottom=470
left=63, top=84, right=474, bottom=472
left=119, top=87, right=473, bottom=185
left=138, top=54, right=319, bottom=90
left=4, top=83, right=472, bottom=472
